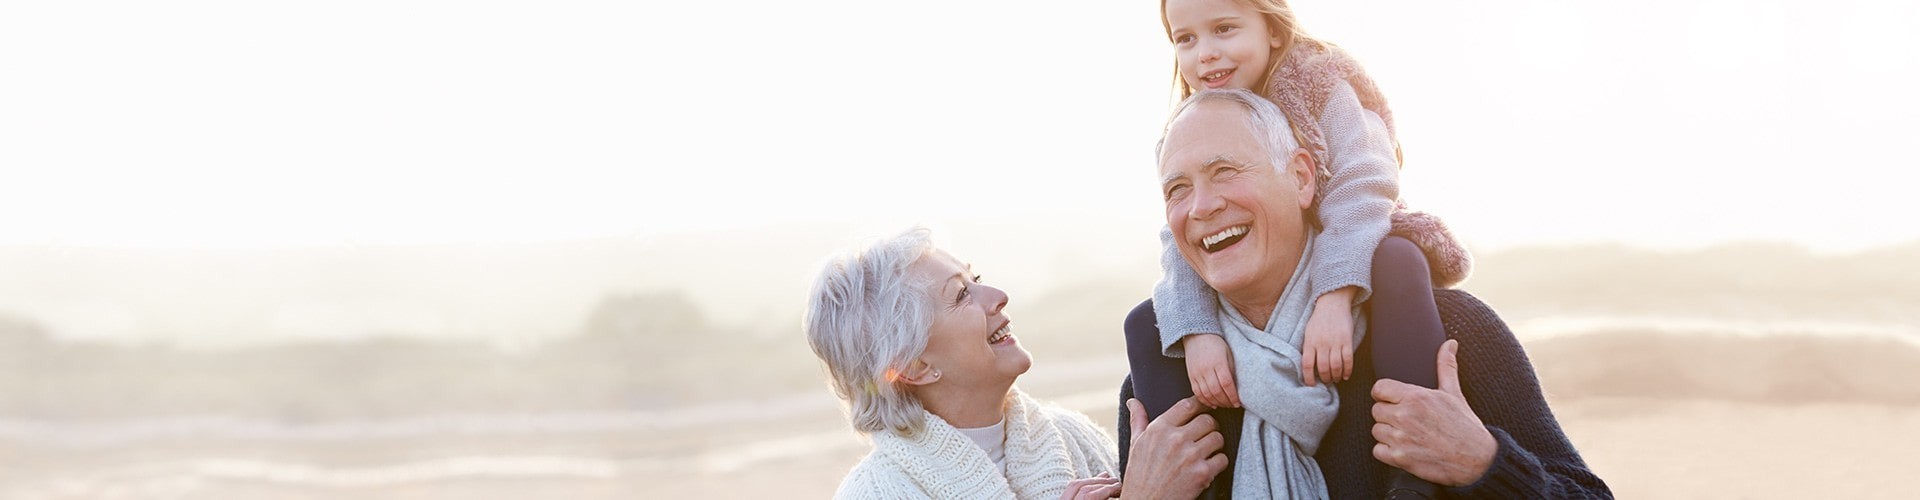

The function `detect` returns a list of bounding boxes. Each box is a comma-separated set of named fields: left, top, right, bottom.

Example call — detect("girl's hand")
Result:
left=1060, top=472, right=1121, bottom=499
left=1302, top=288, right=1358, bottom=386
left=1183, top=334, right=1241, bottom=408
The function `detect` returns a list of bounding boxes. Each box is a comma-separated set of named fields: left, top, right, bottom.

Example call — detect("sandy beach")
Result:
left=6, top=337, right=1919, bottom=499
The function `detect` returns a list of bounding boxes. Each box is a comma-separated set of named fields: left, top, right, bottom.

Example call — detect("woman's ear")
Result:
left=897, top=360, right=942, bottom=386
left=1288, top=147, right=1316, bottom=209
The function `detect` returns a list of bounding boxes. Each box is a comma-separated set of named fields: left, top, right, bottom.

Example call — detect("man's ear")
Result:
left=1287, top=147, right=1317, bottom=209
left=897, top=360, right=942, bottom=387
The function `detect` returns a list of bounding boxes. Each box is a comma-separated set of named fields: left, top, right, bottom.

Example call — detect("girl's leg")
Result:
left=1124, top=299, right=1195, bottom=418
left=1369, top=236, right=1446, bottom=389
left=1371, top=236, right=1449, bottom=498
left=1123, top=299, right=1239, bottom=497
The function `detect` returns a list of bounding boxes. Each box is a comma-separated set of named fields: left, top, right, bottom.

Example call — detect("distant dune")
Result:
left=1527, top=331, right=1920, bottom=405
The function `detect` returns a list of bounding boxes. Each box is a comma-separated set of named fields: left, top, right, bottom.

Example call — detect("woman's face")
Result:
left=1165, top=0, right=1280, bottom=92
left=907, top=248, right=1030, bottom=392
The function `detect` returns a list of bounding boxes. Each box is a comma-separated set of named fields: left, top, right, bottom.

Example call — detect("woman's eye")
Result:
left=972, top=274, right=984, bottom=284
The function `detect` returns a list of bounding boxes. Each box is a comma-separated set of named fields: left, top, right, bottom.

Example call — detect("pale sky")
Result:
left=4, top=0, right=1918, bottom=252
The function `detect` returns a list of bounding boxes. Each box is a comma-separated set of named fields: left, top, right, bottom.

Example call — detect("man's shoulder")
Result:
left=1432, top=288, right=1539, bottom=368
left=1432, top=289, right=1512, bottom=341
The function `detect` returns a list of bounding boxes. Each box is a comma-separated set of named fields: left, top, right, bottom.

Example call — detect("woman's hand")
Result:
left=1302, top=287, right=1357, bottom=386
left=1059, top=472, right=1121, bottom=499
left=1183, top=334, right=1240, bottom=408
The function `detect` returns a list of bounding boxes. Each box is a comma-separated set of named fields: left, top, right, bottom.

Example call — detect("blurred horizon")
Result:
left=3, top=227, right=1917, bottom=349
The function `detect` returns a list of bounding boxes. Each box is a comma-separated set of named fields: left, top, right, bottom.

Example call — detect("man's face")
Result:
left=1157, top=100, right=1315, bottom=302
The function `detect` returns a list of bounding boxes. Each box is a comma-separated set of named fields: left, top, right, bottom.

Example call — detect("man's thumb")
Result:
left=1127, top=398, right=1148, bottom=436
left=1437, top=339, right=1463, bottom=396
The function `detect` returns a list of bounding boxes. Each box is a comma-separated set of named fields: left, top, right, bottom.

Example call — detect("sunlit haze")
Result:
left=3, top=0, right=1918, bottom=347
left=6, top=0, right=1917, bottom=251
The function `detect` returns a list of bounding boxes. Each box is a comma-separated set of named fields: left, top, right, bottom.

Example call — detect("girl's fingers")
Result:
left=1340, top=349, right=1354, bottom=381
left=1219, top=366, right=1240, bottom=408
left=1301, top=348, right=1319, bottom=386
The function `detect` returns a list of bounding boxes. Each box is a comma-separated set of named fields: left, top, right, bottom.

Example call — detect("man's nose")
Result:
left=1188, top=183, right=1225, bottom=220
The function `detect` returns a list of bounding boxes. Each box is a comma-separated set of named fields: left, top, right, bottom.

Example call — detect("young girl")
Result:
left=1124, top=0, right=1471, bottom=496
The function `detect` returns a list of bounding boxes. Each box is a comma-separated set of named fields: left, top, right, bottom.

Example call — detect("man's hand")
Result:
left=1183, top=334, right=1241, bottom=408
left=1369, top=339, right=1497, bottom=486
left=1301, top=287, right=1356, bottom=386
left=1122, top=398, right=1228, bottom=499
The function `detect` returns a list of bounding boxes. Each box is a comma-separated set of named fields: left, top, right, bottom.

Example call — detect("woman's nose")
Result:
left=980, top=284, right=1008, bottom=316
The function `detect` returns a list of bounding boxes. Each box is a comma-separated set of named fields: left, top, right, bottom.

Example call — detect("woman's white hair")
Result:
left=802, top=227, right=937, bottom=435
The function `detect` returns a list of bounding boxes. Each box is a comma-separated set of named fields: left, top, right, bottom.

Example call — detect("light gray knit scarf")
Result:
left=1215, top=234, right=1354, bottom=499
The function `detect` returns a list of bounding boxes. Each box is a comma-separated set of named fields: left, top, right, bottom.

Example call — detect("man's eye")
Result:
left=1166, top=185, right=1189, bottom=200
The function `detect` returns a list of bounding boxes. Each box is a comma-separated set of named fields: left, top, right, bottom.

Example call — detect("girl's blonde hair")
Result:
left=1160, top=0, right=1327, bottom=100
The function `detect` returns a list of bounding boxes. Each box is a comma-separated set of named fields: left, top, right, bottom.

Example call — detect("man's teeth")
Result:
left=987, top=325, right=1011, bottom=344
left=1203, top=226, right=1248, bottom=248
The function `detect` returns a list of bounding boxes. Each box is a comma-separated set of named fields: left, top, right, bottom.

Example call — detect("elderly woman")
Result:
left=805, top=228, right=1227, bottom=500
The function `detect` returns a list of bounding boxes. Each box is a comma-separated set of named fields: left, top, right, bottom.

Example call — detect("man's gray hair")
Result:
left=1156, top=88, right=1325, bottom=223
left=802, top=227, right=936, bottom=435
left=1157, top=88, right=1301, bottom=174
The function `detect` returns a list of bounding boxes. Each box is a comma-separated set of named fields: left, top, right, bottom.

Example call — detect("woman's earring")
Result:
left=929, top=370, right=941, bottom=380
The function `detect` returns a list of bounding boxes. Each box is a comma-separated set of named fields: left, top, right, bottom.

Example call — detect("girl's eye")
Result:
left=1174, top=34, right=1194, bottom=45
left=1215, top=24, right=1236, bottom=34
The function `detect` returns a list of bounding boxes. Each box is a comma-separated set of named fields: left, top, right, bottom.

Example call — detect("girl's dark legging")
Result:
left=1122, top=236, right=1446, bottom=486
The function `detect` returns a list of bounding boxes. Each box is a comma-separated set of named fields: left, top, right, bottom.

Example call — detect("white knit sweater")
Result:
left=834, top=388, right=1118, bottom=499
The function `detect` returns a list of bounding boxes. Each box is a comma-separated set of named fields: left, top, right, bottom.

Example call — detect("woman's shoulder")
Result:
left=1012, top=390, right=1104, bottom=434
left=834, top=450, right=929, bottom=500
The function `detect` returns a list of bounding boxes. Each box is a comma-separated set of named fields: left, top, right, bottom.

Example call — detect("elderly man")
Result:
left=1117, top=89, right=1610, bottom=498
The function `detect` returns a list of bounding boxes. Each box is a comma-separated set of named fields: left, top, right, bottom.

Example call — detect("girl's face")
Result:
left=1165, top=0, right=1282, bottom=92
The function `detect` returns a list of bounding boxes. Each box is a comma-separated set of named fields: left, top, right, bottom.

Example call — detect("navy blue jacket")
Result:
left=1118, top=289, right=1611, bottom=499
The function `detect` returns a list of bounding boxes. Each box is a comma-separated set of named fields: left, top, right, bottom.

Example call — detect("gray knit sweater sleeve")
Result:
left=1152, top=224, right=1220, bottom=357
left=1310, top=81, right=1400, bottom=306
